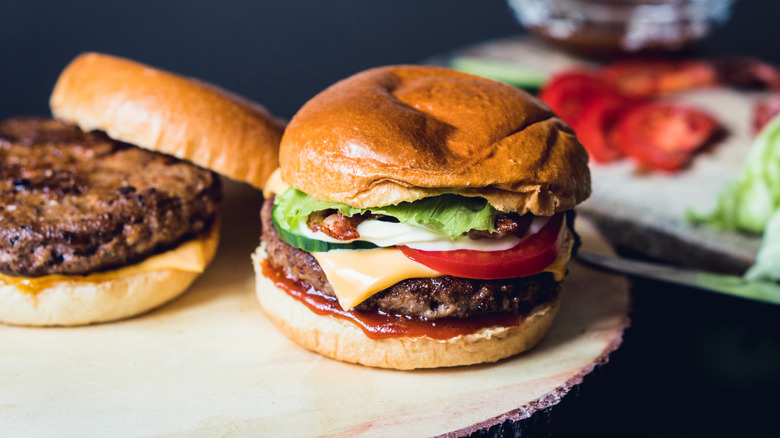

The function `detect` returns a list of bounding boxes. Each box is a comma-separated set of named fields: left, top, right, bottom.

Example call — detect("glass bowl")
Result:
left=507, top=0, right=736, bottom=57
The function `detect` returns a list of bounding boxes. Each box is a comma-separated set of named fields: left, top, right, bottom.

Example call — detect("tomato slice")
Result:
left=540, top=71, right=632, bottom=163
left=539, top=71, right=615, bottom=127
left=754, top=93, right=780, bottom=135
left=397, top=213, right=565, bottom=280
left=574, top=92, right=633, bottom=163
left=603, top=59, right=717, bottom=97
left=609, top=102, right=719, bottom=171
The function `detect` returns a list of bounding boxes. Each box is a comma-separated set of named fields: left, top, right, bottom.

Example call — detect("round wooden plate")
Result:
left=0, top=180, right=630, bottom=437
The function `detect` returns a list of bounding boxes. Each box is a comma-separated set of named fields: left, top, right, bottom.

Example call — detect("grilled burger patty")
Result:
left=261, top=197, right=561, bottom=320
left=0, top=117, right=221, bottom=277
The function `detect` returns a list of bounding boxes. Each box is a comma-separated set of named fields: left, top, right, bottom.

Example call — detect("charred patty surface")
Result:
left=0, top=117, right=221, bottom=277
left=261, top=196, right=561, bottom=320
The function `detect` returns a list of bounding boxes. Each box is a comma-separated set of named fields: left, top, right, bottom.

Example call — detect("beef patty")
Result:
left=261, top=196, right=561, bottom=320
left=0, top=117, right=221, bottom=277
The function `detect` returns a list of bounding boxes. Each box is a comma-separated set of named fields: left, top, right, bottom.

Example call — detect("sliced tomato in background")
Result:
left=608, top=120, right=688, bottom=171
left=573, top=91, right=635, bottom=163
left=539, top=71, right=614, bottom=127
left=603, top=59, right=718, bottom=97
left=754, top=93, right=780, bottom=134
left=541, top=65, right=724, bottom=171
left=713, top=56, right=780, bottom=90
left=397, top=213, right=565, bottom=280
left=540, top=71, right=632, bottom=162
left=609, top=102, right=719, bottom=171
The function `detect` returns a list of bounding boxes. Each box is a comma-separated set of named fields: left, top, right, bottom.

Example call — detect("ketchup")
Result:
left=261, top=260, right=523, bottom=340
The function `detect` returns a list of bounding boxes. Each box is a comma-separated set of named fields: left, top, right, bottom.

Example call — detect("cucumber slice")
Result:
left=450, top=57, right=548, bottom=93
left=272, top=205, right=378, bottom=252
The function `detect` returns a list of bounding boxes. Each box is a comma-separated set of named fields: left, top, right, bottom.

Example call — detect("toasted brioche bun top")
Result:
left=50, top=52, right=285, bottom=188
left=279, top=65, right=590, bottom=215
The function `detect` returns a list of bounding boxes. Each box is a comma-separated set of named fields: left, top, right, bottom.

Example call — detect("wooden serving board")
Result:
left=450, top=38, right=765, bottom=274
left=0, top=180, right=629, bottom=437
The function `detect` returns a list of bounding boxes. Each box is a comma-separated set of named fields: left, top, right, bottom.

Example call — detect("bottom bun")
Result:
left=0, top=227, right=219, bottom=327
left=253, top=247, right=561, bottom=370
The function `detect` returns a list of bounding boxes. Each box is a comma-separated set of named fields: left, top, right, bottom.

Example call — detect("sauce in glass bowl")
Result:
left=508, top=0, right=735, bottom=57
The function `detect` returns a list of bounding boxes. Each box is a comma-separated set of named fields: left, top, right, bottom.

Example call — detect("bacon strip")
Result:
left=467, top=214, right=532, bottom=240
left=308, top=210, right=365, bottom=241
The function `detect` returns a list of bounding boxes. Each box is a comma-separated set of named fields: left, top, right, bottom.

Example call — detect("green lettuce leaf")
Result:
left=273, top=188, right=499, bottom=239
left=688, top=114, right=780, bottom=234
left=745, top=208, right=780, bottom=282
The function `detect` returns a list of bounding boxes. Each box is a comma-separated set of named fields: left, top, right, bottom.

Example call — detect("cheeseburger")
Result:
left=0, top=53, right=283, bottom=326
left=254, top=65, right=591, bottom=369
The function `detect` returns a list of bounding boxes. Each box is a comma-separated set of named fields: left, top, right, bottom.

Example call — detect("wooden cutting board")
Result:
left=0, top=180, right=629, bottom=437
left=449, top=38, right=765, bottom=274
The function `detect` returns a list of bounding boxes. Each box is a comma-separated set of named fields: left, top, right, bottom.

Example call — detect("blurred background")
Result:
left=2, top=0, right=779, bottom=120
left=3, top=1, right=780, bottom=437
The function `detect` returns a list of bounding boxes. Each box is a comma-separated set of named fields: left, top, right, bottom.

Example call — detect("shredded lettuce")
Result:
left=273, top=188, right=499, bottom=239
left=745, top=209, right=780, bottom=282
left=688, top=115, right=780, bottom=234
left=688, top=114, right=780, bottom=285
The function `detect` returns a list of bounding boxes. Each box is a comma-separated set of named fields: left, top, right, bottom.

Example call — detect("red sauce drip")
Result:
left=261, top=260, right=523, bottom=340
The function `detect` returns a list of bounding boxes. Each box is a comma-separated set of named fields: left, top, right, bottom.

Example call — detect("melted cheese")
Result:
left=312, top=248, right=442, bottom=310
left=0, top=225, right=219, bottom=295
left=547, top=228, right=574, bottom=282
left=264, top=168, right=289, bottom=197
left=312, top=229, right=574, bottom=310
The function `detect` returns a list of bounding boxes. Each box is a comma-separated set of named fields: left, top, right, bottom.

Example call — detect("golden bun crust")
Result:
left=280, top=65, right=590, bottom=214
left=0, top=225, right=219, bottom=327
left=50, top=52, right=285, bottom=188
left=253, top=247, right=560, bottom=370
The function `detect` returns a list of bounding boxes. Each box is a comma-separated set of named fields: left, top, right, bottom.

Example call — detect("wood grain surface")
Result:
left=0, top=180, right=630, bottom=437
left=451, top=38, right=765, bottom=274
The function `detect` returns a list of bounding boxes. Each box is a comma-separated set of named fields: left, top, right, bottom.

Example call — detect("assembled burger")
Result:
left=0, top=53, right=283, bottom=326
left=254, top=65, right=591, bottom=369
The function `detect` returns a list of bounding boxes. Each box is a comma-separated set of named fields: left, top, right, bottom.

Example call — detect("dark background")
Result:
left=3, top=0, right=779, bottom=120
left=2, top=0, right=521, bottom=120
left=3, top=1, right=780, bottom=437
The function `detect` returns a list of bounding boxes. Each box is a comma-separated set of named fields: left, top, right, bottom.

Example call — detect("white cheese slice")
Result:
left=298, top=218, right=524, bottom=251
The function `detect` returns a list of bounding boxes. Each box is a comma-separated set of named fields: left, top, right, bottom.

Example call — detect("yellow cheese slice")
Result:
left=0, top=224, right=219, bottom=295
left=312, top=229, right=574, bottom=310
left=264, top=168, right=289, bottom=197
left=546, top=228, right=574, bottom=282
left=111, top=227, right=218, bottom=276
left=312, top=248, right=443, bottom=310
